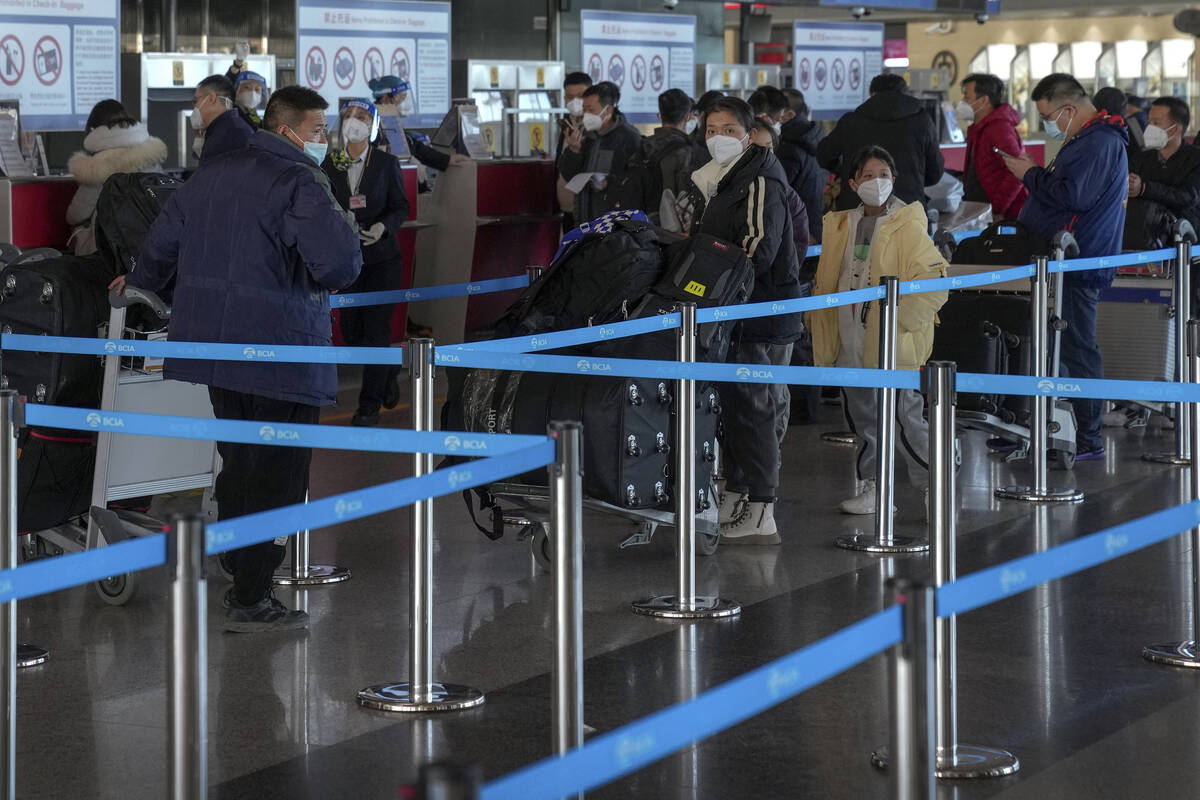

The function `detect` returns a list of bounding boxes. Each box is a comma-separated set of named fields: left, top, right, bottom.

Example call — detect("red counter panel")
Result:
left=11, top=181, right=77, bottom=249
left=941, top=141, right=1045, bottom=172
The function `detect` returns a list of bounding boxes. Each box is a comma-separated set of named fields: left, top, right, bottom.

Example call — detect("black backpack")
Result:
left=491, top=219, right=681, bottom=340
left=94, top=172, right=182, bottom=277
left=951, top=220, right=1049, bottom=266
left=608, top=136, right=690, bottom=219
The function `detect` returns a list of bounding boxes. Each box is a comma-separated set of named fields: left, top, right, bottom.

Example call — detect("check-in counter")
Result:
left=0, top=176, right=79, bottom=249
left=412, top=158, right=560, bottom=344
left=940, top=141, right=1046, bottom=172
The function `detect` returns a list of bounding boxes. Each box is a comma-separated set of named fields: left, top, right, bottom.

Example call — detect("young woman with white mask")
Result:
left=807, top=146, right=949, bottom=517
left=682, top=96, right=805, bottom=546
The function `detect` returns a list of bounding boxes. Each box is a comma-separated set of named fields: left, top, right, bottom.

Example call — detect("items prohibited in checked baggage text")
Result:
left=0, top=35, right=23, bottom=87
left=305, top=46, right=327, bottom=89
left=334, top=46, right=355, bottom=90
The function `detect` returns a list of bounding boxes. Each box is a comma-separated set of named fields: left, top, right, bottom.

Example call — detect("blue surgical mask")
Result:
left=1044, top=108, right=1071, bottom=141
left=285, top=126, right=328, bottom=165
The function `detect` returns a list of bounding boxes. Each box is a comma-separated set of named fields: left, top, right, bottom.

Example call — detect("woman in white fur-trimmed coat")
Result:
left=66, top=99, right=167, bottom=255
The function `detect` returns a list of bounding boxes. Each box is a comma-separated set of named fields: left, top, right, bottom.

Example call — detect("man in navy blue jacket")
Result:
left=1003, top=73, right=1129, bottom=459
left=119, top=86, right=363, bottom=632
left=191, top=75, right=253, bottom=162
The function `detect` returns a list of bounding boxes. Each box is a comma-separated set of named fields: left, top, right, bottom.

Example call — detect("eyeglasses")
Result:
left=1039, top=104, right=1072, bottom=123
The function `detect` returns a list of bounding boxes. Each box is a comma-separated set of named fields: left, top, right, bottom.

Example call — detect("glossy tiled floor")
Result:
left=15, top=370, right=1200, bottom=799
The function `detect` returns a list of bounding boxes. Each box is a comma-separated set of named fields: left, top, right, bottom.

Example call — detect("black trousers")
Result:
left=209, top=386, right=320, bottom=605
left=339, top=260, right=402, bottom=413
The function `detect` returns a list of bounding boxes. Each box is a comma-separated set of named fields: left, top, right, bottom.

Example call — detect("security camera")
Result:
left=974, top=12, right=989, bottom=24
left=663, top=0, right=678, bottom=8
left=851, top=6, right=871, bottom=19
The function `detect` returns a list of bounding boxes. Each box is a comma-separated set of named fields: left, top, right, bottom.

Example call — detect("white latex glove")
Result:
left=449, top=154, right=472, bottom=167
left=235, top=39, right=250, bottom=63
left=359, top=222, right=386, bottom=246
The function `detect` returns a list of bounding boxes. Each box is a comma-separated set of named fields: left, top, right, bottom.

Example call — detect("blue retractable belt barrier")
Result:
left=332, top=275, right=530, bottom=309
left=434, top=349, right=923, bottom=391
left=206, top=439, right=555, bottom=554
left=1050, top=248, right=1175, bottom=275
left=938, top=500, right=1200, bottom=618
left=448, top=313, right=683, bottom=354
left=25, top=404, right=543, bottom=456
left=0, top=333, right=405, bottom=365
left=480, top=606, right=902, bottom=800
left=957, top=371, right=1200, bottom=404
left=0, top=440, right=555, bottom=605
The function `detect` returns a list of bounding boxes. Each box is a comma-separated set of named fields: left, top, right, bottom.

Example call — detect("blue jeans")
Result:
left=1058, top=285, right=1104, bottom=451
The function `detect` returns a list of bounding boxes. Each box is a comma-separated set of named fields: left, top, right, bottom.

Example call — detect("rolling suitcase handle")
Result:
left=109, top=286, right=170, bottom=320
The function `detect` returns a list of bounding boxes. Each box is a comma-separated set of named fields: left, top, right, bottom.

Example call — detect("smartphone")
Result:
left=992, top=145, right=1017, bottom=159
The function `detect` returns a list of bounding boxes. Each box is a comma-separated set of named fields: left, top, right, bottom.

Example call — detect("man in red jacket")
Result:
left=958, top=73, right=1030, bottom=219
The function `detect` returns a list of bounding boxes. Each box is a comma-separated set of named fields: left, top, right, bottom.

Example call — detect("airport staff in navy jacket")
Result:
left=1003, top=73, right=1129, bottom=461
left=322, top=99, right=412, bottom=426
left=119, top=86, right=362, bottom=633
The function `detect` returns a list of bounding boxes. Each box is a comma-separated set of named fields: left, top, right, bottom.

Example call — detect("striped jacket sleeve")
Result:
left=741, top=176, right=789, bottom=277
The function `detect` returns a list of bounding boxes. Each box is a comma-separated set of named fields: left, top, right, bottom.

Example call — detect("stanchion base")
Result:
left=871, top=744, right=1020, bottom=778
left=273, top=564, right=352, bottom=586
left=835, top=532, right=929, bottom=554
left=631, top=595, right=741, bottom=619
left=356, top=682, right=485, bottom=713
left=1141, top=453, right=1192, bottom=466
left=821, top=431, right=858, bottom=446
left=17, top=643, right=48, bottom=668
left=994, top=485, right=1084, bottom=503
left=1143, top=641, right=1200, bottom=668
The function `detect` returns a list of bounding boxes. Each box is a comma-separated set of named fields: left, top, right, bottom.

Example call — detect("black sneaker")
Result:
left=351, top=408, right=380, bottom=427
left=382, top=377, right=401, bottom=410
left=223, top=591, right=309, bottom=633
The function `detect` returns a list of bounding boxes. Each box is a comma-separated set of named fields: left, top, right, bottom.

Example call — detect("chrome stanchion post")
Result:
left=274, top=507, right=350, bottom=585
left=871, top=579, right=935, bottom=800
left=996, top=256, right=1083, bottom=503
left=838, top=277, right=928, bottom=553
left=167, top=514, right=207, bottom=800
left=633, top=303, right=740, bottom=619
left=0, top=391, right=16, bottom=799
left=1144, top=319, right=1200, bottom=667
left=358, top=338, right=485, bottom=712
left=549, top=422, right=584, bottom=757
left=1144, top=239, right=1193, bottom=465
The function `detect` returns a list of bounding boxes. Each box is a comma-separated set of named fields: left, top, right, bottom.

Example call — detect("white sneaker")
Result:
left=839, top=479, right=877, bottom=515
left=717, top=490, right=747, bottom=525
left=719, top=501, right=780, bottom=545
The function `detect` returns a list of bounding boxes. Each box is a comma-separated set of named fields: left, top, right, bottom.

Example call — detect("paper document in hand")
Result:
left=565, top=172, right=603, bottom=194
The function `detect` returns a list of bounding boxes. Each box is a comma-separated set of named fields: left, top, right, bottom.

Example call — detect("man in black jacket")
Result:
left=643, top=88, right=695, bottom=225
left=688, top=97, right=802, bottom=545
left=817, top=73, right=943, bottom=211
left=557, top=81, right=643, bottom=223
left=780, top=88, right=827, bottom=243
left=1125, top=96, right=1200, bottom=248
left=321, top=99, right=411, bottom=426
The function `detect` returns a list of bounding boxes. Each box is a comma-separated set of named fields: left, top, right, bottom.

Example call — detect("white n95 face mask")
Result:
left=706, top=134, right=747, bottom=166
left=582, top=109, right=607, bottom=132
left=342, top=117, right=371, bottom=144
left=237, top=90, right=261, bottom=110
left=566, top=98, right=584, bottom=117
left=856, top=178, right=893, bottom=207
left=189, top=110, right=204, bottom=130
left=955, top=100, right=975, bottom=125
left=1143, top=124, right=1171, bottom=151
left=685, top=117, right=698, bottom=135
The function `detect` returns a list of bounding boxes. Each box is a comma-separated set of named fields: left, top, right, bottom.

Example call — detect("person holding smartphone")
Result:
left=957, top=73, right=1029, bottom=219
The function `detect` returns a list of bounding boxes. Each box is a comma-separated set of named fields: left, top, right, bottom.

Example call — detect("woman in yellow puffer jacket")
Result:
left=807, top=145, right=948, bottom=516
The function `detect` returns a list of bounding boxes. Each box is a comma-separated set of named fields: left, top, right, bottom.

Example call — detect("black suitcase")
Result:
left=16, top=427, right=95, bottom=532
left=0, top=253, right=110, bottom=406
left=932, top=291, right=1032, bottom=424
left=951, top=221, right=1048, bottom=266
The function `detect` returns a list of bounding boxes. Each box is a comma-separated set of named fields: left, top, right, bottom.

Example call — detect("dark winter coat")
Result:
left=1018, top=112, right=1129, bottom=286
left=689, top=146, right=803, bottom=344
left=963, top=103, right=1029, bottom=219
left=817, top=91, right=944, bottom=211
left=779, top=118, right=828, bottom=242
left=321, top=146, right=411, bottom=280
left=128, top=130, right=363, bottom=406
left=200, top=109, right=254, bottom=162
left=1125, top=144, right=1200, bottom=248
left=558, top=111, right=644, bottom=221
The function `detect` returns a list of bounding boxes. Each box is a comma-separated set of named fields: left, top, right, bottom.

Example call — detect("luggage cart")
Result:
left=486, top=478, right=721, bottom=572
left=27, top=288, right=219, bottom=605
left=942, top=231, right=1079, bottom=469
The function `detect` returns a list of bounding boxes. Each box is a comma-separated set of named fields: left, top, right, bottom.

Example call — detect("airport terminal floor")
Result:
left=15, top=367, right=1200, bottom=798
